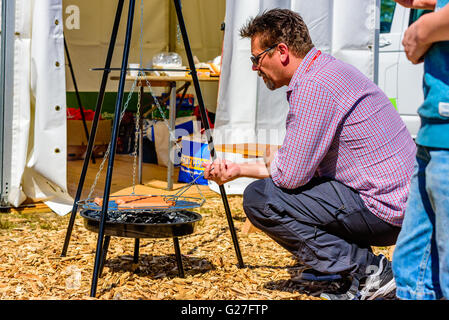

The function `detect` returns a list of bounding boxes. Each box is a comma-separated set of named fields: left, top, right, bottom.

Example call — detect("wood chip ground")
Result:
left=0, top=157, right=393, bottom=300
left=0, top=194, right=393, bottom=300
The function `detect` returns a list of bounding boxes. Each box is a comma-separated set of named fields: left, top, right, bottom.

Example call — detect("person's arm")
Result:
left=271, top=80, right=337, bottom=189
left=402, top=4, right=449, bottom=63
left=393, top=0, right=436, bottom=10
left=202, top=144, right=281, bottom=185
left=202, top=159, right=270, bottom=186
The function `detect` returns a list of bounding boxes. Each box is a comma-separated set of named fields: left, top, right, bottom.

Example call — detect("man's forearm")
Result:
left=417, top=0, right=437, bottom=9
left=394, top=0, right=436, bottom=9
left=417, top=4, right=449, bottom=44
left=238, top=161, right=271, bottom=179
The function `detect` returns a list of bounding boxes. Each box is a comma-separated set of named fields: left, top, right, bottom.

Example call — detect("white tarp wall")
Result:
left=8, top=0, right=72, bottom=215
left=63, top=0, right=225, bottom=113
left=211, top=0, right=377, bottom=194
left=6, top=0, right=225, bottom=215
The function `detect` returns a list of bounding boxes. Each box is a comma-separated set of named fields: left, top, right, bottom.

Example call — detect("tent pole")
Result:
left=90, top=0, right=136, bottom=297
left=173, top=0, right=245, bottom=268
left=373, top=0, right=380, bottom=85
left=63, top=35, right=94, bottom=164
left=0, top=0, right=15, bottom=210
left=61, top=0, right=125, bottom=257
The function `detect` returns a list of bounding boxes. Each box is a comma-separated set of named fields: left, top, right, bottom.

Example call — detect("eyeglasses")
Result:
left=250, top=44, right=278, bottom=67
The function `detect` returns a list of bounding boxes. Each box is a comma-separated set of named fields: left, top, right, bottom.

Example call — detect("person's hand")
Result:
left=202, top=159, right=241, bottom=185
left=393, top=0, right=436, bottom=9
left=402, top=19, right=432, bottom=64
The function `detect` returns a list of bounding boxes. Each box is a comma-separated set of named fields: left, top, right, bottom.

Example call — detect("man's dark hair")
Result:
left=239, top=8, right=314, bottom=58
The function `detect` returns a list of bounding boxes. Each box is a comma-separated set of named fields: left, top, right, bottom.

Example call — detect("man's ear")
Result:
left=278, top=43, right=289, bottom=65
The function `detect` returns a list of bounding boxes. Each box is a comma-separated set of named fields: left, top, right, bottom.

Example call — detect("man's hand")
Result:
left=401, top=3, right=449, bottom=64
left=393, top=0, right=436, bottom=9
left=402, top=19, right=432, bottom=64
left=202, top=159, right=241, bottom=185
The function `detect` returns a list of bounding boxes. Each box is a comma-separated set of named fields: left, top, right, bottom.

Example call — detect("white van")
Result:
left=378, top=0, right=428, bottom=138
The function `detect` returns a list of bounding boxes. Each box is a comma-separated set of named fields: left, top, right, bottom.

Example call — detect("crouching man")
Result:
left=203, top=9, right=416, bottom=300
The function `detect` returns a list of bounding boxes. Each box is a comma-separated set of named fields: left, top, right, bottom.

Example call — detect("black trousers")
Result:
left=243, top=178, right=401, bottom=276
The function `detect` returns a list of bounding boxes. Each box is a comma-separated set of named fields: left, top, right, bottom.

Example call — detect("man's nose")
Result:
left=252, top=64, right=259, bottom=71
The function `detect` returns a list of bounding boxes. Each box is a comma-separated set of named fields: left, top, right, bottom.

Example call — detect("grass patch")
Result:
left=0, top=210, right=67, bottom=231
left=0, top=217, right=16, bottom=230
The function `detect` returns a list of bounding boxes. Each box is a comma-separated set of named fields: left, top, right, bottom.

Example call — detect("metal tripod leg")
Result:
left=90, top=0, right=136, bottom=298
left=64, top=35, right=94, bottom=164
left=133, top=238, right=140, bottom=264
left=61, top=0, right=125, bottom=258
left=173, top=237, right=185, bottom=278
left=99, top=236, right=111, bottom=277
left=173, top=0, right=244, bottom=268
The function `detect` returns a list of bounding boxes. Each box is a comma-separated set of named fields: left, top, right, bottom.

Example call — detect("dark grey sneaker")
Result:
left=320, top=276, right=361, bottom=300
left=320, top=255, right=396, bottom=300
left=359, top=255, right=396, bottom=300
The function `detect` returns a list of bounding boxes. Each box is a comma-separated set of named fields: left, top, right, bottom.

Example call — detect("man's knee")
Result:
left=243, top=179, right=268, bottom=215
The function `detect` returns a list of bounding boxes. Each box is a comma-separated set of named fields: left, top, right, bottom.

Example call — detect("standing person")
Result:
left=203, top=9, right=416, bottom=300
left=392, top=0, right=449, bottom=300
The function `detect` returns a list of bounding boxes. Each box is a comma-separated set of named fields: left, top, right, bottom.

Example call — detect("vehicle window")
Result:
left=408, top=9, right=433, bottom=25
left=380, top=0, right=396, bottom=33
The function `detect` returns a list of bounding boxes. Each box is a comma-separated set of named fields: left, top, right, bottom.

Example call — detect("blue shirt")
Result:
left=415, top=0, right=449, bottom=149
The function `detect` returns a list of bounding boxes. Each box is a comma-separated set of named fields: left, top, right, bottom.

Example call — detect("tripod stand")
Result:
left=64, top=35, right=96, bottom=164
left=61, top=0, right=244, bottom=297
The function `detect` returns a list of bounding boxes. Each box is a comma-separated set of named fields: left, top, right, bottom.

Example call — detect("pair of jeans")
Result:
left=243, top=177, right=400, bottom=277
left=392, top=146, right=449, bottom=300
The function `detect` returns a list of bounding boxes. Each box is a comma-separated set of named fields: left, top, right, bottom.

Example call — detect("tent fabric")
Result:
left=63, top=0, right=225, bottom=113
left=210, top=0, right=377, bottom=194
left=5, top=0, right=377, bottom=209
left=6, top=0, right=226, bottom=215
left=63, top=0, right=170, bottom=93
left=9, top=0, right=72, bottom=215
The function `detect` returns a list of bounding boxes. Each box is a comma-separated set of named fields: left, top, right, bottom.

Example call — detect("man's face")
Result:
left=251, top=36, right=279, bottom=90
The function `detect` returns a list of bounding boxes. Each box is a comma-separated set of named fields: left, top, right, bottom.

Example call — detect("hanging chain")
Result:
left=176, top=1, right=182, bottom=45
left=140, top=76, right=207, bottom=201
left=131, top=74, right=142, bottom=194
left=130, top=0, right=145, bottom=194
left=87, top=0, right=207, bottom=202
left=87, top=78, right=139, bottom=200
left=136, top=0, right=206, bottom=201
left=176, top=24, right=181, bottom=45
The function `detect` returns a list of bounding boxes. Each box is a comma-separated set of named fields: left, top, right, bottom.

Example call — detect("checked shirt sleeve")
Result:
left=271, top=80, right=340, bottom=189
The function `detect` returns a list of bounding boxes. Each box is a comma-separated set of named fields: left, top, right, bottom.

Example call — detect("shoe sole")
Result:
left=366, top=278, right=396, bottom=300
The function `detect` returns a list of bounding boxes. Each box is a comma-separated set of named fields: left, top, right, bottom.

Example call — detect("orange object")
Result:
left=94, top=197, right=103, bottom=206
left=118, top=196, right=175, bottom=209
left=93, top=195, right=174, bottom=209
left=114, top=195, right=147, bottom=205
left=94, top=195, right=146, bottom=207
left=208, top=63, right=220, bottom=76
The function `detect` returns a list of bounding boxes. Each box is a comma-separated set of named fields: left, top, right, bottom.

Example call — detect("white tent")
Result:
left=2, top=0, right=226, bottom=215
left=2, top=0, right=380, bottom=213
left=4, top=0, right=72, bottom=215
left=211, top=0, right=379, bottom=194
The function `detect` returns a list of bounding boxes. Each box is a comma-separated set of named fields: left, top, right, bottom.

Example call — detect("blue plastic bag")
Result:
left=178, top=136, right=210, bottom=185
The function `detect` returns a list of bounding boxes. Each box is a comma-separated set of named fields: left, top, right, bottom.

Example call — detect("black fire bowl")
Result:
left=80, top=209, right=202, bottom=239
